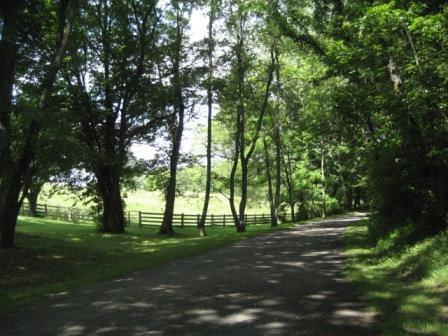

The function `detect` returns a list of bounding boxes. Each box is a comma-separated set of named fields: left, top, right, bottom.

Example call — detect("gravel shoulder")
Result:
left=2, top=214, right=376, bottom=336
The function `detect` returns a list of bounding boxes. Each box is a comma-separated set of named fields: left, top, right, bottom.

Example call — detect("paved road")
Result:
left=2, top=214, right=376, bottom=336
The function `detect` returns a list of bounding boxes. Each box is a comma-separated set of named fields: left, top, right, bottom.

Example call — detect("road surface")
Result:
left=2, top=214, right=376, bottom=335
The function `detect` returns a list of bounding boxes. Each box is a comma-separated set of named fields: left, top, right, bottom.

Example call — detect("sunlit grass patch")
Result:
left=0, top=216, right=293, bottom=315
left=344, top=220, right=448, bottom=336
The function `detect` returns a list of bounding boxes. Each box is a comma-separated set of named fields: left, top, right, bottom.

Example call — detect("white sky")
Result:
left=132, top=8, right=209, bottom=161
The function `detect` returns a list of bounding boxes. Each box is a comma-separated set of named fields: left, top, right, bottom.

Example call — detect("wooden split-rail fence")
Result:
left=20, top=202, right=291, bottom=227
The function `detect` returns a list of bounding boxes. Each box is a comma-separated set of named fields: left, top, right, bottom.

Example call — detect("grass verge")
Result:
left=1, top=216, right=293, bottom=315
left=344, top=220, right=448, bottom=335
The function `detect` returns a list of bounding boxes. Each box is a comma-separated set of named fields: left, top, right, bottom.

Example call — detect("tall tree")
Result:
left=0, top=0, right=76, bottom=248
left=197, top=0, right=217, bottom=237
left=159, top=0, right=194, bottom=235
left=67, top=0, right=160, bottom=233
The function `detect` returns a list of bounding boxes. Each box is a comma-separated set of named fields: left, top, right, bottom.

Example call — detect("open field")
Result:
left=0, top=216, right=292, bottom=315
left=344, top=220, right=448, bottom=335
left=38, top=186, right=270, bottom=215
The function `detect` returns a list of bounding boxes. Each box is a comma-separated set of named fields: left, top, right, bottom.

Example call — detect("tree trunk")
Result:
left=273, top=47, right=282, bottom=222
left=236, top=46, right=275, bottom=232
left=160, top=7, right=185, bottom=236
left=281, top=147, right=295, bottom=222
left=228, top=25, right=245, bottom=233
left=354, top=187, right=361, bottom=209
left=0, top=1, right=21, bottom=170
left=321, top=142, right=326, bottom=218
left=1, top=171, right=23, bottom=248
left=238, top=157, right=248, bottom=232
left=96, top=166, right=125, bottom=233
left=228, top=115, right=242, bottom=231
left=159, top=118, right=183, bottom=236
left=1, top=0, right=75, bottom=248
left=263, top=139, right=277, bottom=226
left=198, top=1, right=216, bottom=237
left=345, top=187, right=353, bottom=211
left=27, top=181, right=43, bottom=217
left=0, top=1, right=22, bottom=248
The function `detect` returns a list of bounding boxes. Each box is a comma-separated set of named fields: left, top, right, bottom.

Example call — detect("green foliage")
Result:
left=306, top=0, right=448, bottom=239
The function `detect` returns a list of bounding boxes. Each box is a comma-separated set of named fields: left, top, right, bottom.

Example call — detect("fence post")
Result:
left=223, top=214, right=226, bottom=227
left=181, top=213, right=184, bottom=228
left=211, top=214, right=214, bottom=228
left=255, top=214, right=257, bottom=225
left=128, top=211, right=131, bottom=227
left=138, top=211, right=142, bottom=228
left=262, top=213, right=265, bottom=224
left=44, top=203, right=48, bottom=216
left=244, top=214, right=247, bottom=226
left=197, top=214, right=200, bottom=226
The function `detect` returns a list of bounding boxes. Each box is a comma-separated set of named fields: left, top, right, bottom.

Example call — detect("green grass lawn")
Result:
left=0, top=216, right=292, bottom=315
left=344, top=220, right=448, bottom=335
left=38, top=186, right=269, bottom=215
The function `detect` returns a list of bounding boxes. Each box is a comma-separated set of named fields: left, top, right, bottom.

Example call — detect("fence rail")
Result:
left=20, top=203, right=96, bottom=223
left=20, top=202, right=292, bottom=227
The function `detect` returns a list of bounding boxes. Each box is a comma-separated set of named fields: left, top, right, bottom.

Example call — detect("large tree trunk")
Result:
left=263, top=139, right=277, bottom=226
left=0, top=1, right=22, bottom=248
left=1, top=0, right=74, bottom=248
left=1, top=171, right=23, bottom=248
left=0, top=1, right=21, bottom=169
left=96, top=166, right=125, bottom=233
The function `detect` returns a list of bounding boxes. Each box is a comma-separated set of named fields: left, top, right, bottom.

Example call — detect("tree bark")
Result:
left=68, top=0, right=154, bottom=234
left=1, top=0, right=74, bottom=247
left=321, top=141, right=326, bottom=218
left=236, top=47, right=275, bottom=231
left=273, top=47, right=282, bottom=221
left=281, top=145, right=295, bottom=222
left=27, top=181, right=44, bottom=217
left=0, top=1, right=22, bottom=248
left=228, top=25, right=245, bottom=232
left=263, top=139, right=277, bottom=226
left=228, top=110, right=242, bottom=231
left=1, top=171, right=24, bottom=247
left=345, top=186, right=353, bottom=211
left=198, top=0, right=216, bottom=237
left=159, top=6, right=185, bottom=236
left=96, top=165, right=125, bottom=233
left=159, top=110, right=183, bottom=235
left=0, top=1, right=21, bottom=170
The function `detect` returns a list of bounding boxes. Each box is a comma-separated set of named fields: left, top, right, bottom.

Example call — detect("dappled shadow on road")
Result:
left=3, top=215, right=376, bottom=336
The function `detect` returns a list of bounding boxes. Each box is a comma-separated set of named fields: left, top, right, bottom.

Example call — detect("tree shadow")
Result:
left=3, top=217, right=377, bottom=336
